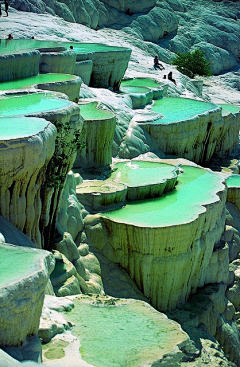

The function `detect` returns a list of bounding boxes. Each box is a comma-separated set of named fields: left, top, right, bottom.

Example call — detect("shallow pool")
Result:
left=80, top=101, right=114, bottom=120
left=121, top=78, right=162, bottom=88
left=0, top=116, right=50, bottom=139
left=120, top=85, right=150, bottom=94
left=0, top=73, right=76, bottom=91
left=0, top=246, right=42, bottom=287
left=151, top=97, right=218, bottom=124
left=65, top=299, right=183, bottom=367
left=226, top=174, right=240, bottom=188
left=102, top=165, right=222, bottom=227
left=0, top=93, right=71, bottom=116
left=111, top=161, right=176, bottom=187
left=218, top=103, right=240, bottom=114
left=0, top=39, right=128, bottom=54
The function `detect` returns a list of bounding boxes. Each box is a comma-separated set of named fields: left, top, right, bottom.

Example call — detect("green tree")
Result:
left=172, top=50, right=212, bottom=78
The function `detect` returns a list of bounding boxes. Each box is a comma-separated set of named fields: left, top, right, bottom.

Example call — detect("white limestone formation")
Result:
left=37, top=75, right=82, bottom=102
left=0, top=117, right=56, bottom=247
left=0, top=244, right=55, bottom=346
left=39, top=50, right=76, bottom=75
left=0, top=50, right=40, bottom=82
left=75, top=102, right=116, bottom=169
left=85, top=161, right=227, bottom=311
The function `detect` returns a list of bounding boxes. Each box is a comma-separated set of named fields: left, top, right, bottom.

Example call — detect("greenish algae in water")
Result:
left=80, top=102, right=114, bottom=120
left=0, top=73, right=76, bottom=91
left=111, top=161, right=176, bottom=187
left=151, top=97, right=218, bottom=124
left=226, top=174, right=240, bottom=188
left=43, top=340, right=68, bottom=360
left=0, top=117, right=50, bottom=139
left=103, top=165, right=222, bottom=227
left=65, top=300, right=182, bottom=367
left=218, top=104, right=240, bottom=114
left=0, top=246, right=42, bottom=286
left=0, top=93, right=71, bottom=116
left=121, top=78, right=162, bottom=88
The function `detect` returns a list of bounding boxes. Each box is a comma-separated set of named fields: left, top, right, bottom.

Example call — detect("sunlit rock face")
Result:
left=0, top=50, right=40, bottom=82
left=0, top=91, right=82, bottom=249
left=0, top=243, right=54, bottom=346
left=9, top=0, right=240, bottom=74
left=85, top=160, right=227, bottom=311
left=74, top=101, right=116, bottom=169
left=0, top=116, right=56, bottom=247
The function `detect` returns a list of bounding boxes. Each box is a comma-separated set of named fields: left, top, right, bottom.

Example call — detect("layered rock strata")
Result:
left=85, top=161, right=227, bottom=311
left=0, top=243, right=54, bottom=346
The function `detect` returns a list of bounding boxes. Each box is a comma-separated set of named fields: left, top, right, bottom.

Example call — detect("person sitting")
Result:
left=154, top=56, right=165, bottom=71
left=168, top=71, right=176, bottom=85
left=70, top=45, right=73, bottom=50
left=6, top=33, right=13, bottom=40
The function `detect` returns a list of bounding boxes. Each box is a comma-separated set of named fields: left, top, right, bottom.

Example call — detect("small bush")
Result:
left=172, top=50, right=212, bottom=77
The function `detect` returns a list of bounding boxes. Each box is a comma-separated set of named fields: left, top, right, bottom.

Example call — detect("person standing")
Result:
left=4, top=0, right=8, bottom=16
left=0, top=4, right=2, bottom=17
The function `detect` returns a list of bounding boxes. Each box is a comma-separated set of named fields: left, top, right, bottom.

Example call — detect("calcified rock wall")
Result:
left=57, top=171, right=84, bottom=241
left=0, top=119, right=56, bottom=247
left=30, top=103, right=83, bottom=249
left=39, top=50, right=76, bottom=74
left=74, top=60, right=93, bottom=85
left=85, top=185, right=227, bottom=311
left=75, top=113, right=116, bottom=169
left=0, top=244, right=55, bottom=346
left=0, top=50, right=40, bottom=82
left=169, top=207, right=240, bottom=366
left=142, top=108, right=239, bottom=164
left=215, top=111, right=240, bottom=158
left=37, top=76, right=82, bottom=102
left=227, top=188, right=240, bottom=212
left=90, top=49, right=131, bottom=88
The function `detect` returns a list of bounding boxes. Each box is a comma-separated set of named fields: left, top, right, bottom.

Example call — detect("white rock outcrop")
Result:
left=0, top=244, right=55, bottom=346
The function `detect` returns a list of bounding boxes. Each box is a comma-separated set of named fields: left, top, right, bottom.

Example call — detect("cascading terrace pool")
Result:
left=0, top=92, right=72, bottom=116
left=150, top=97, right=218, bottom=124
left=0, top=73, right=77, bottom=91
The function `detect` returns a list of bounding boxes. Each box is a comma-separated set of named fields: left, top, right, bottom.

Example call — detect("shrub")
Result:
left=172, top=50, right=212, bottom=77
